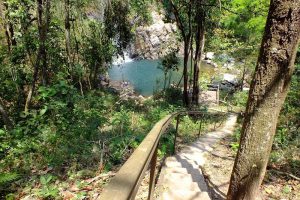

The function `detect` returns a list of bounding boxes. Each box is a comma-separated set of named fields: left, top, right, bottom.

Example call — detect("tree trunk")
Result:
left=8, top=21, right=16, bottom=46
left=1, top=1, right=17, bottom=52
left=64, top=0, right=72, bottom=71
left=168, top=71, right=172, bottom=88
left=25, top=0, right=51, bottom=112
left=239, top=64, right=247, bottom=91
left=183, top=41, right=190, bottom=106
left=93, top=61, right=100, bottom=89
left=0, top=2, right=11, bottom=52
left=227, top=1, right=300, bottom=199
left=163, top=72, right=167, bottom=91
left=168, top=0, right=191, bottom=106
left=0, top=100, right=13, bottom=130
left=189, top=36, right=193, bottom=91
left=192, top=7, right=205, bottom=105
left=40, top=0, right=51, bottom=86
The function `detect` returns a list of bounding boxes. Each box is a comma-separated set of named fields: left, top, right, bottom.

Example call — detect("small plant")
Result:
left=33, top=174, right=59, bottom=199
left=230, top=127, right=241, bottom=152
left=230, top=142, right=240, bottom=152
left=282, top=185, right=292, bottom=194
left=274, top=127, right=289, bottom=148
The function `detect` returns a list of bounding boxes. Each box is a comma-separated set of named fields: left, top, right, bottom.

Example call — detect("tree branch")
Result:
left=168, top=0, right=186, bottom=40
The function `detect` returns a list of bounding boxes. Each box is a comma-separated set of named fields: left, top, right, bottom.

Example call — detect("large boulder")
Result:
left=131, top=11, right=181, bottom=60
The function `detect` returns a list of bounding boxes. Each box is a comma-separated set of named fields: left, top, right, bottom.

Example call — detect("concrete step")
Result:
left=158, top=189, right=211, bottom=200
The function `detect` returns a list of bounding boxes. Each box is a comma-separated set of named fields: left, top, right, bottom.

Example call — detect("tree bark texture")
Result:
left=227, top=1, right=300, bottom=200
left=192, top=2, right=205, bottom=105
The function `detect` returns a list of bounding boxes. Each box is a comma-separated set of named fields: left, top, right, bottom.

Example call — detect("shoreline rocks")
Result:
left=108, top=80, right=146, bottom=103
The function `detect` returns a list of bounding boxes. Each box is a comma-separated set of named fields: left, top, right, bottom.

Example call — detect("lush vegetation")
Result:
left=0, top=0, right=299, bottom=199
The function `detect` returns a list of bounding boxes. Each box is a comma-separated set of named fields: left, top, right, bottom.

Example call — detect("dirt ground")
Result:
left=202, top=136, right=300, bottom=200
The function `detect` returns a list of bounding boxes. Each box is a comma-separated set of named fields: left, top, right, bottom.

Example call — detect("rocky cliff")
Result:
left=130, top=12, right=181, bottom=60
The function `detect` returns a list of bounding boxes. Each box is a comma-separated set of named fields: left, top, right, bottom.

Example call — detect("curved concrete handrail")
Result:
left=99, top=110, right=224, bottom=200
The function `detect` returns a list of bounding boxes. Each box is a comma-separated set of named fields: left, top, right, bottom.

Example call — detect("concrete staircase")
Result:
left=156, top=114, right=237, bottom=200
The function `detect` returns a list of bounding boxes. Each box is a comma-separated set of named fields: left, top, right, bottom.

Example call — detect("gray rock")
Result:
left=150, top=35, right=160, bottom=47
left=132, top=11, right=181, bottom=59
left=205, top=52, right=215, bottom=60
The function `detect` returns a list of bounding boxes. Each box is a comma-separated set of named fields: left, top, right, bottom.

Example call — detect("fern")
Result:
left=0, top=173, right=20, bottom=185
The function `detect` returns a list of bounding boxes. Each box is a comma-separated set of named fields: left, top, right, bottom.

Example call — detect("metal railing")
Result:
left=99, top=110, right=225, bottom=200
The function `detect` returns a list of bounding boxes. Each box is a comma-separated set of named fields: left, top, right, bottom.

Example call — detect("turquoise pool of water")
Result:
left=109, top=59, right=214, bottom=96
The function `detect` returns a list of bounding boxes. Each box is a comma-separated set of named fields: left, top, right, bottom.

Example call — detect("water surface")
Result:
left=109, top=59, right=214, bottom=96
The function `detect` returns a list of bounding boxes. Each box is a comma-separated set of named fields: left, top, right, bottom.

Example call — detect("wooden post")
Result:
left=148, top=147, right=158, bottom=200
left=173, top=116, right=180, bottom=154
left=217, top=85, right=220, bottom=105
left=198, top=113, right=204, bottom=138
left=198, top=119, right=202, bottom=138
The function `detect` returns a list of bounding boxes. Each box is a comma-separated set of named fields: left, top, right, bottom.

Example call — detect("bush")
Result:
left=164, top=87, right=182, bottom=105
left=232, top=91, right=249, bottom=107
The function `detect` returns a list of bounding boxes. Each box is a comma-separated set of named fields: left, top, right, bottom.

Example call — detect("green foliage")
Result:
left=158, top=131, right=175, bottom=157
left=0, top=172, right=20, bottom=186
left=130, top=0, right=154, bottom=25
left=275, top=62, right=300, bottom=149
left=221, top=0, right=270, bottom=44
left=158, top=50, right=180, bottom=90
left=104, top=0, right=133, bottom=54
left=164, top=87, right=182, bottom=105
left=1, top=0, right=299, bottom=198
left=160, top=51, right=180, bottom=72
left=230, top=127, right=241, bottom=152
left=231, top=91, right=249, bottom=107
left=111, top=106, right=131, bottom=134
left=33, top=174, right=59, bottom=199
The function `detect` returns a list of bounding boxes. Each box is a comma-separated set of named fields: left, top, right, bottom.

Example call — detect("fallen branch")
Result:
left=270, top=169, right=300, bottom=181
left=87, top=172, right=116, bottom=184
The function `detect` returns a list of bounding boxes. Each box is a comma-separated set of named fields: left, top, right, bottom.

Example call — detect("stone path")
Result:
left=156, top=114, right=237, bottom=200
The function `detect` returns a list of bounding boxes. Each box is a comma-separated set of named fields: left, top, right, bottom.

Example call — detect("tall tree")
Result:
left=162, top=0, right=218, bottom=106
left=192, top=0, right=205, bottom=105
left=227, top=0, right=300, bottom=199
left=25, top=0, right=51, bottom=112
left=163, top=0, right=193, bottom=106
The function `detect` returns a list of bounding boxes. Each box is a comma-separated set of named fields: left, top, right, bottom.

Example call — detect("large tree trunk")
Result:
left=183, top=40, right=190, bottom=106
left=227, top=1, right=300, bottom=200
left=192, top=5, right=205, bottom=105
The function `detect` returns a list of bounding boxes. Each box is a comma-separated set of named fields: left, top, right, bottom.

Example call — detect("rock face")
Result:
left=131, top=12, right=180, bottom=60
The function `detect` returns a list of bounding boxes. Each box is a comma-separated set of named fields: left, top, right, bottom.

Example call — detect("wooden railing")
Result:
left=99, top=110, right=225, bottom=200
